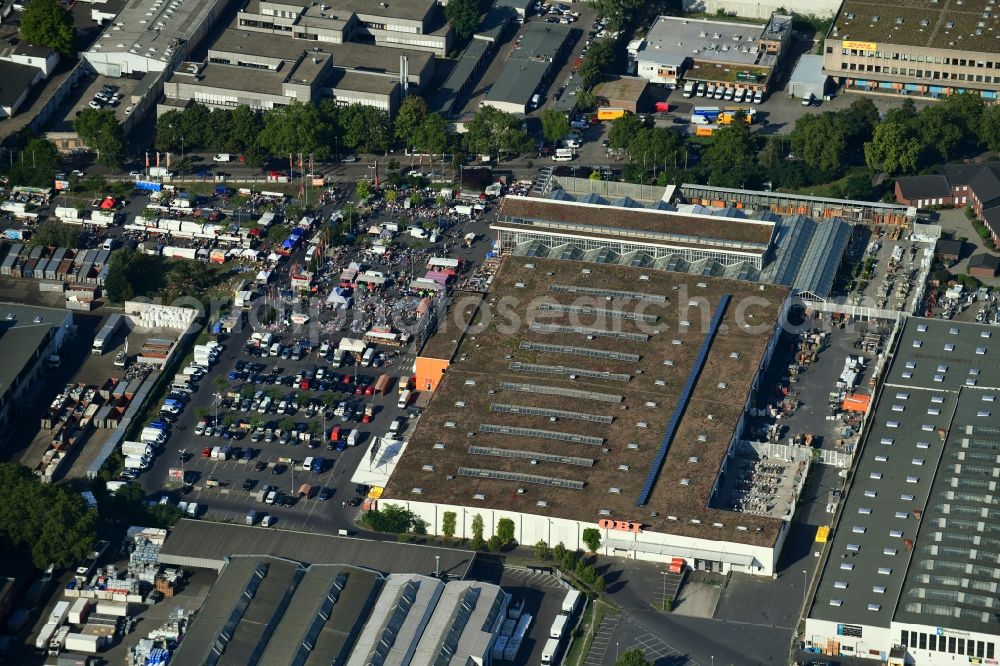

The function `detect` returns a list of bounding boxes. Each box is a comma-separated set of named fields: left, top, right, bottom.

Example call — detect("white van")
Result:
left=269, top=342, right=281, bottom=356
left=361, top=347, right=375, bottom=367
left=258, top=397, right=271, bottom=414
left=398, top=390, right=411, bottom=409
left=186, top=502, right=199, bottom=517
left=302, top=456, right=314, bottom=472
left=319, top=342, right=330, bottom=357
left=347, top=429, right=359, bottom=446
left=388, top=416, right=405, bottom=434
left=552, top=148, right=574, bottom=162
left=530, top=93, right=541, bottom=109
left=682, top=81, right=695, bottom=98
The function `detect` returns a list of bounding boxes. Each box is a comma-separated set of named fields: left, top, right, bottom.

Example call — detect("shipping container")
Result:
left=596, top=107, right=626, bottom=120
left=64, top=632, right=101, bottom=653
left=94, top=601, right=128, bottom=617
left=68, top=598, right=93, bottom=625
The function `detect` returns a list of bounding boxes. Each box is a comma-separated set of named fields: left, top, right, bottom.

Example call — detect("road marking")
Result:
left=582, top=615, right=620, bottom=666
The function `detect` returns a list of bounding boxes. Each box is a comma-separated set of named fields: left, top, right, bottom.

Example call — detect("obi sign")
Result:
left=598, top=518, right=642, bottom=533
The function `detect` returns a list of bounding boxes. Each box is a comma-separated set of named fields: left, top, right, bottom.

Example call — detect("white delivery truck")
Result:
left=397, top=390, right=411, bottom=409
left=361, top=347, right=375, bottom=367
left=540, top=638, right=561, bottom=665
left=213, top=153, right=232, bottom=162
left=121, top=441, right=153, bottom=458
left=549, top=614, right=567, bottom=639
left=140, top=428, right=166, bottom=444
left=561, top=590, right=582, bottom=616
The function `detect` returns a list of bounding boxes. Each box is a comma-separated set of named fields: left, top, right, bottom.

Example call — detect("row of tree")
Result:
left=153, top=97, right=534, bottom=165
left=0, top=463, right=96, bottom=569
left=864, top=94, right=1000, bottom=175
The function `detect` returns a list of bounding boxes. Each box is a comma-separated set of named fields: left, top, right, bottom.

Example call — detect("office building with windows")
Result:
left=804, top=317, right=1000, bottom=664
left=824, top=0, right=1000, bottom=99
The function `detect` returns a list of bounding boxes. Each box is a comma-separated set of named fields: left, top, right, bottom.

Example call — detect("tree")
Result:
left=587, top=0, right=642, bottom=29
left=841, top=97, right=880, bottom=145
left=0, top=463, right=96, bottom=569
left=534, top=540, right=551, bottom=560
left=918, top=104, right=964, bottom=163
left=582, top=527, right=602, bottom=553
left=4, top=137, right=61, bottom=188
left=21, top=0, right=75, bottom=55
left=340, top=104, right=392, bottom=154
left=702, top=116, right=760, bottom=187
left=759, top=136, right=784, bottom=172
left=495, top=517, right=516, bottom=546
left=396, top=96, right=429, bottom=153
left=487, top=535, right=503, bottom=552
left=463, top=106, right=533, bottom=158
left=74, top=108, right=126, bottom=169
left=442, top=511, right=457, bottom=539
left=28, top=219, right=79, bottom=248
left=228, top=105, right=264, bottom=153
left=615, top=649, right=653, bottom=666
left=355, top=179, right=373, bottom=201
left=415, top=112, right=450, bottom=157
left=837, top=170, right=873, bottom=200
left=553, top=541, right=567, bottom=561
left=578, top=39, right=614, bottom=89
left=865, top=121, right=922, bottom=175
left=789, top=112, right=848, bottom=174
left=470, top=513, right=485, bottom=549
left=166, top=261, right=211, bottom=299
left=361, top=503, right=421, bottom=534
left=574, top=89, right=598, bottom=113
left=541, top=108, right=571, bottom=146
left=593, top=575, right=607, bottom=594
left=607, top=113, right=643, bottom=152
left=980, top=104, right=1000, bottom=153
left=259, top=101, right=332, bottom=159
left=445, top=0, right=480, bottom=41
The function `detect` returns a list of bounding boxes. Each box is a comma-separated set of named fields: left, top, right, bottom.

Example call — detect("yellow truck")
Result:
left=596, top=107, right=626, bottom=121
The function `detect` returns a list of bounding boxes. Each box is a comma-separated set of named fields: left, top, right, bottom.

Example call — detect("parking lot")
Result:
left=135, top=181, right=502, bottom=531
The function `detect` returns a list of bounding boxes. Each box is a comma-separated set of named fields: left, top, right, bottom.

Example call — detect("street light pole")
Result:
left=802, top=569, right=808, bottom=613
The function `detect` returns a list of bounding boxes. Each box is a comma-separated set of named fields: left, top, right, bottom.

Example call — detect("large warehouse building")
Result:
left=805, top=317, right=1000, bottom=664
left=823, top=0, right=1000, bottom=100
left=383, top=256, right=794, bottom=575
left=494, top=195, right=777, bottom=270
left=170, top=555, right=507, bottom=666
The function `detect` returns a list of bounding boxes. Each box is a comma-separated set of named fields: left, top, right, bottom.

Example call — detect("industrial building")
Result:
left=170, top=555, right=508, bottom=666
left=895, top=162, right=1000, bottom=245
left=383, top=256, right=794, bottom=575
left=633, top=13, right=792, bottom=94
left=163, top=33, right=429, bottom=113
left=823, top=0, right=1000, bottom=100
left=590, top=76, right=649, bottom=113
left=235, top=0, right=452, bottom=57
left=494, top=195, right=777, bottom=269
left=0, top=61, right=42, bottom=118
left=83, top=0, right=235, bottom=77
left=162, top=1, right=442, bottom=114
left=481, top=22, right=572, bottom=114
left=0, top=303, right=72, bottom=439
left=805, top=317, right=1000, bottom=664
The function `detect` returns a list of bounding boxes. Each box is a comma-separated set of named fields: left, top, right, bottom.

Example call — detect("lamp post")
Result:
left=178, top=448, right=186, bottom=484
left=802, top=569, right=808, bottom=611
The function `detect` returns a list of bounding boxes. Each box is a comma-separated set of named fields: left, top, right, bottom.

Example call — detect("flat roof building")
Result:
left=0, top=302, right=72, bottom=444
left=494, top=194, right=776, bottom=269
left=591, top=76, right=648, bottom=113
left=382, top=256, right=793, bottom=575
left=0, top=61, right=42, bottom=118
left=236, top=0, right=452, bottom=57
left=83, top=0, right=235, bottom=76
left=167, top=555, right=507, bottom=666
left=634, top=13, right=791, bottom=91
left=823, top=0, right=1000, bottom=100
left=805, top=317, right=1000, bottom=664
left=481, top=22, right=572, bottom=114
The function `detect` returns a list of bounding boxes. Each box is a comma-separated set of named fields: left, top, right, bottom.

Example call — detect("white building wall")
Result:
left=637, top=60, right=679, bottom=85
left=388, top=499, right=780, bottom=575
left=804, top=618, right=896, bottom=662
left=681, top=0, right=839, bottom=19
left=891, top=621, right=1000, bottom=666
